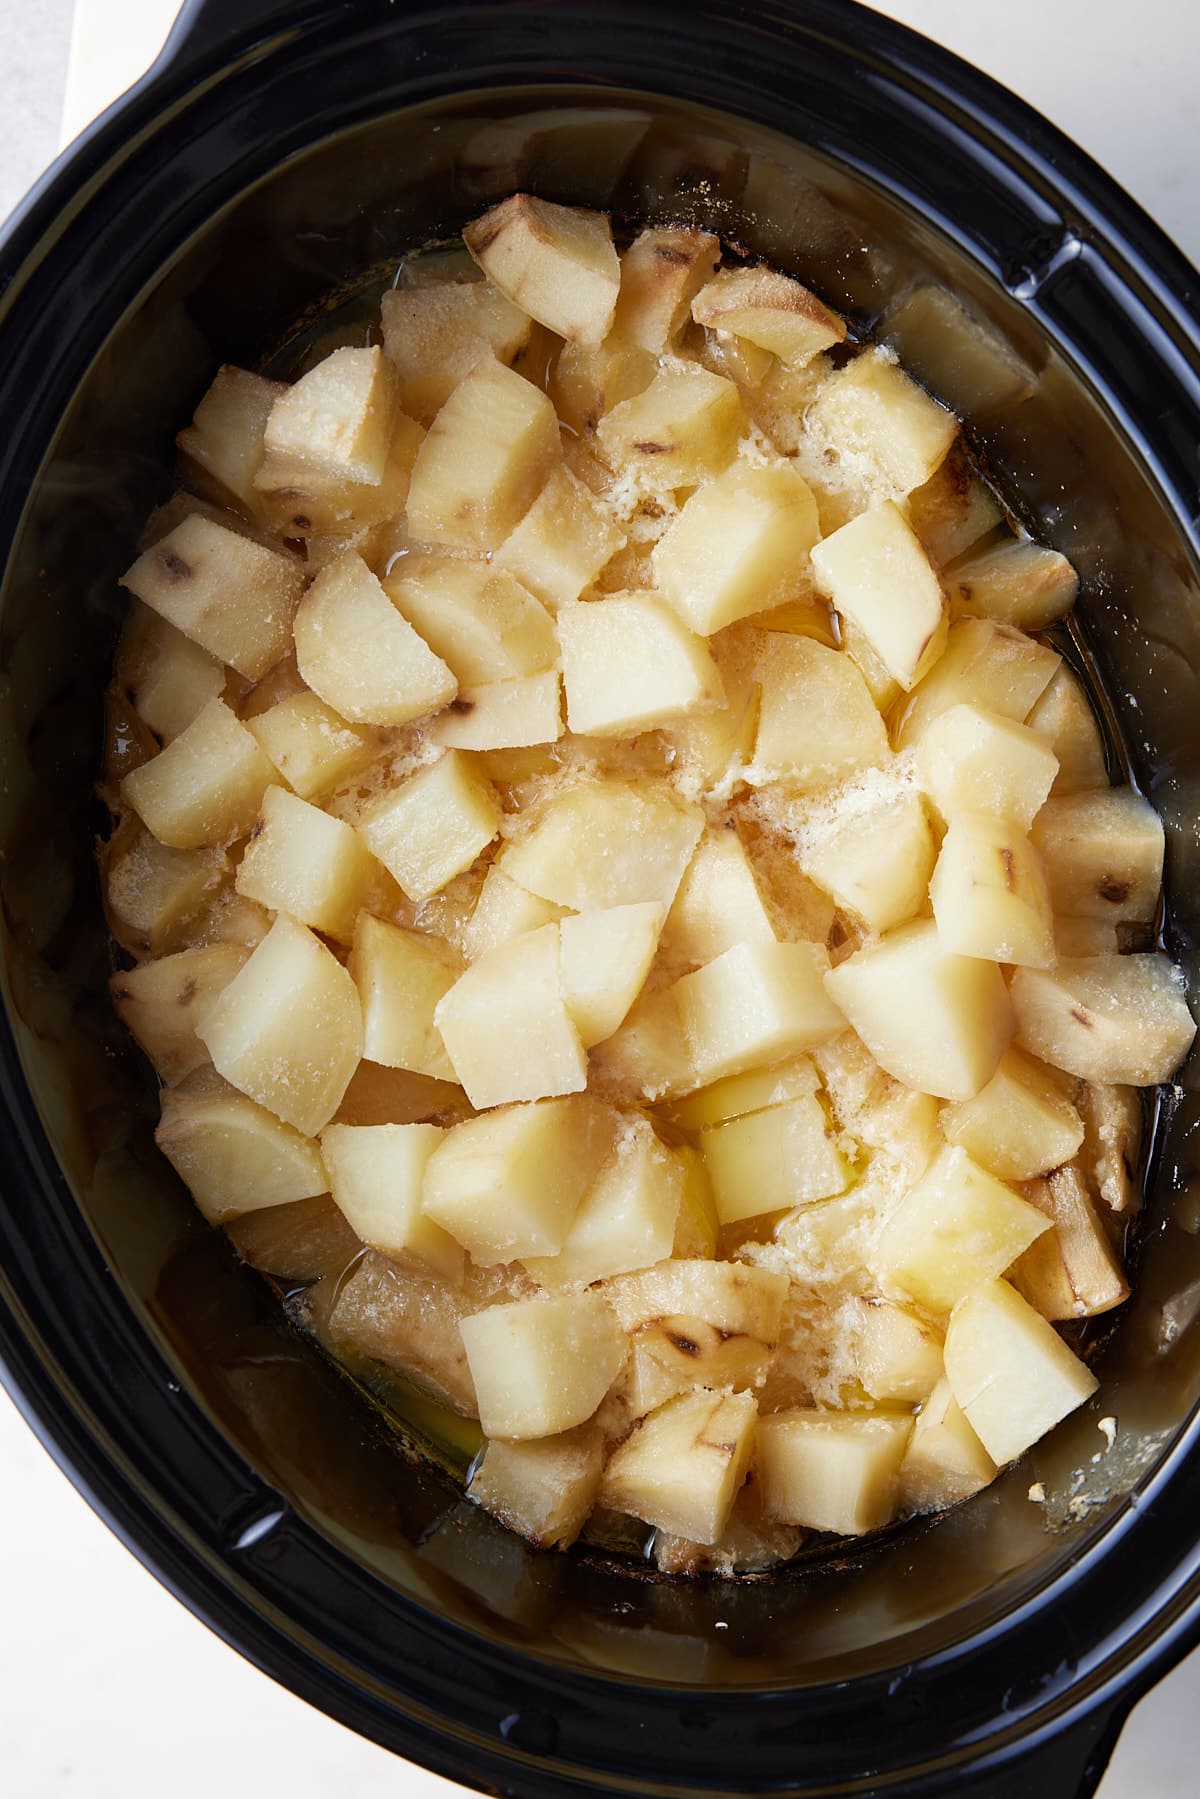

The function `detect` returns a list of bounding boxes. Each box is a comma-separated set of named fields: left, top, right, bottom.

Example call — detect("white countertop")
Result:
left=2, top=3, right=1199, bottom=1794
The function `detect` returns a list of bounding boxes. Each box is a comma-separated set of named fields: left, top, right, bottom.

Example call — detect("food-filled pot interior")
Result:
left=3, top=85, right=1200, bottom=1687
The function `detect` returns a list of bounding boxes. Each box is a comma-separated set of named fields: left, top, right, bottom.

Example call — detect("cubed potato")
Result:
left=799, top=788, right=936, bottom=935
left=595, top=364, right=744, bottom=491
left=811, top=501, right=946, bottom=691
left=558, top=902, right=664, bottom=1048
left=850, top=1298, right=944, bottom=1404
left=701, top=1090, right=849, bottom=1222
left=121, top=698, right=276, bottom=849
left=1054, top=916, right=1119, bottom=957
left=658, top=666, right=760, bottom=797
left=224, top=1193, right=361, bottom=1283
left=917, top=703, right=1059, bottom=828
left=461, top=1291, right=626, bottom=1438
left=696, top=324, right=777, bottom=391
left=116, top=604, right=226, bottom=743
left=673, top=940, right=844, bottom=1088
left=549, top=335, right=657, bottom=437
left=177, top=365, right=285, bottom=514
left=356, top=751, right=501, bottom=902
left=947, top=536, right=1078, bottom=630
left=464, top=195, right=620, bottom=347
left=461, top=865, right=567, bottom=960
left=653, top=461, right=820, bottom=635
left=1010, top=1164, right=1129, bottom=1321
left=502, top=780, right=703, bottom=912
left=1076, top=1080, right=1141, bottom=1216
left=406, top=357, right=561, bottom=551
left=262, top=345, right=397, bottom=486
left=234, top=784, right=377, bottom=942
left=873, top=1143, right=1050, bottom=1314
left=905, top=449, right=1005, bottom=568
left=380, top=278, right=532, bottom=421
left=432, top=672, right=562, bottom=751
left=104, top=824, right=227, bottom=958
left=900, top=1377, right=996, bottom=1512
left=895, top=617, right=1060, bottom=750
left=1031, top=788, right=1163, bottom=924
left=331, top=1061, right=467, bottom=1128
left=292, top=551, right=456, bottom=727
left=691, top=265, right=845, bottom=366
left=327, top=1249, right=477, bottom=1415
left=111, top=943, right=249, bottom=1085
left=156, top=1083, right=328, bottom=1223
left=350, top=913, right=459, bottom=1079
left=245, top=690, right=373, bottom=801
left=121, top=514, right=307, bottom=680
left=434, top=923, right=587, bottom=1108
left=941, top=1047, right=1084, bottom=1182
left=614, top=225, right=720, bottom=352
left=930, top=813, right=1056, bottom=969
left=320, top=1120, right=462, bottom=1280
left=198, top=914, right=362, bottom=1135
left=421, top=1096, right=614, bottom=1263
left=749, top=637, right=889, bottom=789
left=1011, top=953, right=1196, bottom=1085
left=825, top=919, right=1014, bottom=1101
left=943, top=1277, right=1098, bottom=1465
left=813, top=1030, right=941, bottom=1169
left=756, top=1411, right=912, bottom=1534
left=661, top=827, right=776, bottom=966
left=599, top=1388, right=757, bottom=1545
left=603, top=1257, right=787, bottom=1387
left=806, top=347, right=957, bottom=498
left=493, top=465, right=625, bottom=611
left=672, top=1146, right=719, bottom=1258
left=468, top=1425, right=605, bottom=1549
left=385, top=557, right=558, bottom=683
left=559, top=592, right=724, bottom=736
left=668, top=1056, right=820, bottom=1133
left=591, top=985, right=697, bottom=1102
left=253, top=411, right=424, bottom=538
left=1026, top=666, right=1109, bottom=794
left=524, top=1116, right=683, bottom=1287
left=840, top=617, right=902, bottom=714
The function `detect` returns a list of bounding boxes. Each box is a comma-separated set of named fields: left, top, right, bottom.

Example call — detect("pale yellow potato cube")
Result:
left=609, top=225, right=718, bottom=355
left=674, top=940, right=844, bottom=1087
left=1030, top=788, right=1163, bottom=924
left=176, top=364, right=285, bottom=514
left=595, top=364, right=744, bottom=491
left=811, top=500, right=946, bottom=691
left=464, top=195, right=619, bottom=347
left=524, top=1116, right=683, bottom=1287
left=468, top=1425, right=604, bottom=1549
left=1011, top=953, right=1196, bottom=1085
left=1026, top=666, right=1108, bottom=794
left=431, top=671, right=562, bottom=752
left=896, top=616, right=1060, bottom=750
left=930, top=813, right=1055, bottom=969
left=293, top=552, right=456, bottom=727
left=701, top=1091, right=849, bottom=1222
left=1010, top=1165, right=1129, bottom=1321
left=757, top=1410, right=912, bottom=1534
left=947, top=536, right=1078, bottom=630
left=320, top=1121, right=461, bottom=1280
left=604, top=1258, right=787, bottom=1391
left=599, top=1388, right=757, bottom=1544
left=905, top=450, right=1005, bottom=568
left=110, top=943, right=249, bottom=1086
left=198, top=914, right=363, bottom=1135
left=691, top=264, right=845, bottom=366
left=558, top=902, right=664, bottom=1048
left=658, top=668, right=760, bottom=797
left=380, top=278, right=531, bottom=422
left=326, top=1250, right=476, bottom=1416
left=156, top=1083, right=328, bottom=1224
left=461, top=1290, right=626, bottom=1438
left=653, top=460, right=820, bottom=635
left=590, top=985, right=697, bottom=1101
left=461, top=865, right=567, bottom=961
left=356, top=751, right=500, bottom=902
left=122, top=698, right=276, bottom=849
left=806, top=347, right=957, bottom=498
left=234, top=785, right=377, bottom=943
left=800, top=788, right=936, bottom=935
left=253, top=410, right=424, bottom=538
left=559, top=592, right=724, bottom=736
left=850, top=1299, right=944, bottom=1404
left=668, top=1056, right=820, bottom=1133
left=116, top=604, right=226, bottom=743
left=943, top=1277, right=1098, bottom=1465
left=246, top=689, right=373, bottom=801
left=941, top=1047, right=1084, bottom=1182
left=749, top=637, right=889, bottom=789
left=900, top=1377, right=996, bottom=1512
left=421, top=1095, right=614, bottom=1263
left=350, top=913, right=459, bottom=1079
left=502, top=780, right=703, bottom=912
left=104, top=825, right=227, bottom=958
left=549, top=334, right=657, bottom=436
left=493, top=464, right=625, bottom=611
left=121, top=514, right=306, bottom=681
left=434, top=922, right=587, bottom=1108
left=406, top=357, right=561, bottom=551
left=661, top=827, right=776, bottom=966
left=385, top=557, right=558, bottom=683
left=824, top=918, right=1014, bottom=1101
left=263, top=345, right=397, bottom=486
left=917, top=703, right=1058, bottom=828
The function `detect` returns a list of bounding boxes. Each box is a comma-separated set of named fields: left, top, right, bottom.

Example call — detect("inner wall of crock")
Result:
left=5, top=84, right=1200, bottom=1685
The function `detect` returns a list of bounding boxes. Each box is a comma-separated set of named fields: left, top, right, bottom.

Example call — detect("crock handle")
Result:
left=158, top=0, right=317, bottom=75
left=969, top=1700, right=1130, bottom=1799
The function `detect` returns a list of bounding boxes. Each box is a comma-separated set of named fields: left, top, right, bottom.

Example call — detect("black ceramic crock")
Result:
left=2, top=3, right=1200, bottom=1794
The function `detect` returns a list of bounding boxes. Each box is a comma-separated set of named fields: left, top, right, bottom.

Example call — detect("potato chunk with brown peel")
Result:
left=930, top=813, right=1056, bottom=969
left=602, top=1258, right=788, bottom=1392
left=380, top=279, right=532, bottom=422
left=917, top=704, right=1059, bottom=829
left=327, top=1250, right=478, bottom=1416
left=749, top=637, right=889, bottom=789
left=905, top=450, right=1004, bottom=568
left=599, top=1388, right=757, bottom=1545
left=701, top=1090, right=849, bottom=1223
left=1027, top=666, right=1109, bottom=795
left=1030, top=788, right=1164, bottom=924
left=799, top=788, right=936, bottom=936
left=941, top=1048, right=1084, bottom=1182
left=234, top=785, right=378, bottom=943
left=595, top=365, right=744, bottom=491
left=1076, top=1080, right=1141, bottom=1216
left=320, top=1121, right=463, bottom=1281
left=559, top=593, right=724, bottom=736
left=385, top=558, right=558, bottom=684
left=947, top=536, right=1078, bottom=631
left=177, top=365, right=285, bottom=515
left=806, top=348, right=957, bottom=499
left=757, top=1411, right=912, bottom=1535
left=524, top=1117, right=683, bottom=1288
left=653, top=461, right=820, bottom=636
left=246, top=690, right=373, bottom=800
left=502, top=781, right=703, bottom=913
left=558, top=903, right=664, bottom=1048
left=468, top=1425, right=605, bottom=1549
left=811, top=501, right=946, bottom=691
left=461, top=1291, right=626, bottom=1438
left=356, top=751, right=501, bottom=903
left=350, top=913, right=458, bottom=1080
left=464, top=195, right=620, bottom=347
left=293, top=551, right=456, bottom=726
left=156, top=1084, right=328, bottom=1223
left=110, top=943, right=249, bottom=1085
left=431, top=672, right=563, bottom=752
left=691, top=265, right=846, bottom=366
left=900, top=1378, right=996, bottom=1513
left=662, top=828, right=776, bottom=966
left=199, top=914, right=362, bottom=1136
left=1011, top=954, right=1196, bottom=1086
left=434, top=924, right=588, bottom=1108
left=673, top=940, right=844, bottom=1088
left=614, top=225, right=721, bottom=353
left=121, top=699, right=276, bottom=850
left=225, top=1194, right=361, bottom=1283
left=1010, top=1165, right=1129, bottom=1321
left=896, top=617, right=1060, bottom=750
left=943, top=1278, right=1098, bottom=1466
left=493, top=465, right=625, bottom=611
left=117, top=605, right=226, bottom=744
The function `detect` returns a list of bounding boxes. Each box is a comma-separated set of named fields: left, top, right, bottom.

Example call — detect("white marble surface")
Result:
left=2, top=2, right=1200, bottom=1794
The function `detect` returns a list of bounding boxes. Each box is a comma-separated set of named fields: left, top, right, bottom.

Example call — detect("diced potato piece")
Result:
left=657, top=665, right=760, bottom=797
left=117, top=605, right=226, bottom=743
left=224, top=1193, right=360, bottom=1283
left=905, top=450, right=1004, bottom=568
left=851, top=1299, right=944, bottom=1404
left=811, top=501, right=946, bottom=691
left=332, top=1062, right=466, bottom=1128
left=524, top=1116, right=683, bottom=1287
left=494, top=465, right=625, bottom=611
left=263, top=345, right=397, bottom=486
left=431, top=672, right=562, bottom=752
left=668, top=1056, right=820, bottom=1132
left=595, top=365, right=744, bottom=491
left=198, top=914, right=362, bottom=1135
left=944, top=1278, right=1098, bottom=1464
left=749, top=637, right=889, bottom=789
left=121, top=698, right=276, bottom=849
left=549, top=335, right=657, bottom=437
left=406, top=358, right=561, bottom=551
left=380, top=279, right=532, bottom=422
left=156, top=1084, right=328, bottom=1224
left=253, top=412, right=423, bottom=537
left=385, top=558, right=558, bottom=683
left=327, top=1250, right=477, bottom=1415
left=558, top=902, right=664, bottom=1048
left=901, top=1378, right=996, bottom=1512
left=841, top=618, right=902, bottom=714
left=350, top=913, right=458, bottom=1079
left=468, top=1425, right=605, bottom=1548
left=461, top=865, right=567, bottom=960
left=917, top=703, right=1058, bottom=828
left=292, top=551, right=455, bottom=727
left=757, top=1410, right=912, bottom=1534
left=697, top=325, right=777, bottom=391
left=813, top=1030, right=941, bottom=1170
left=121, top=514, right=306, bottom=680
left=691, top=265, right=845, bottom=366
left=1010, top=1165, right=1129, bottom=1321
left=661, top=827, right=776, bottom=966
left=800, top=789, right=936, bottom=935
left=591, top=985, right=697, bottom=1101
left=1011, top=953, right=1196, bottom=1085
left=246, top=690, right=372, bottom=801
left=614, top=225, right=720, bottom=353
left=110, top=943, right=249, bottom=1085
left=464, top=195, right=619, bottom=347
left=434, top=923, right=587, bottom=1108
left=1077, top=1080, right=1141, bottom=1216
left=599, top=1388, right=757, bottom=1544
left=234, top=785, right=377, bottom=942
left=1031, top=789, right=1163, bottom=924
left=502, top=780, right=702, bottom=912
left=177, top=365, right=285, bottom=514
left=1027, top=666, right=1108, bottom=795
left=873, top=1143, right=1050, bottom=1314
left=701, top=1091, right=849, bottom=1222
left=947, top=536, right=1078, bottom=630
left=896, top=617, right=1060, bottom=750
left=422, top=1096, right=614, bottom=1263
left=941, top=1047, right=1084, bottom=1182
left=672, top=1146, right=719, bottom=1258
left=806, top=347, right=957, bottom=497
left=673, top=940, right=843, bottom=1088
left=559, top=592, right=724, bottom=735
left=930, top=813, right=1055, bottom=969
left=104, top=825, right=227, bottom=957
left=825, top=919, right=1014, bottom=1101
left=356, top=751, right=501, bottom=902
left=461, top=1291, right=626, bottom=1438
left=653, top=461, right=819, bottom=635
left=320, top=1121, right=462, bottom=1280
left=1054, top=916, right=1119, bottom=957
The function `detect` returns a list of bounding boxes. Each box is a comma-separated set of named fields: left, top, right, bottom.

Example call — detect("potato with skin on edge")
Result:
left=595, top=364, right=744, bottom=492
left=615, top=225, right=721, bottom=353
left=599, top=1388, right=758, bottom=1545
left=464, top=195, right=620, bottom=347
left=929, top=812, right=1056, bottom=970
left=109, top=942, right=249, bottom=1086
left=246, top=689, right=373, bottom=801
left=691, top=264, right=846, bottom=366
left=1011, top=953, right=1196, bottom=1086
left=156, top=1083, right=329, bottom=1224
